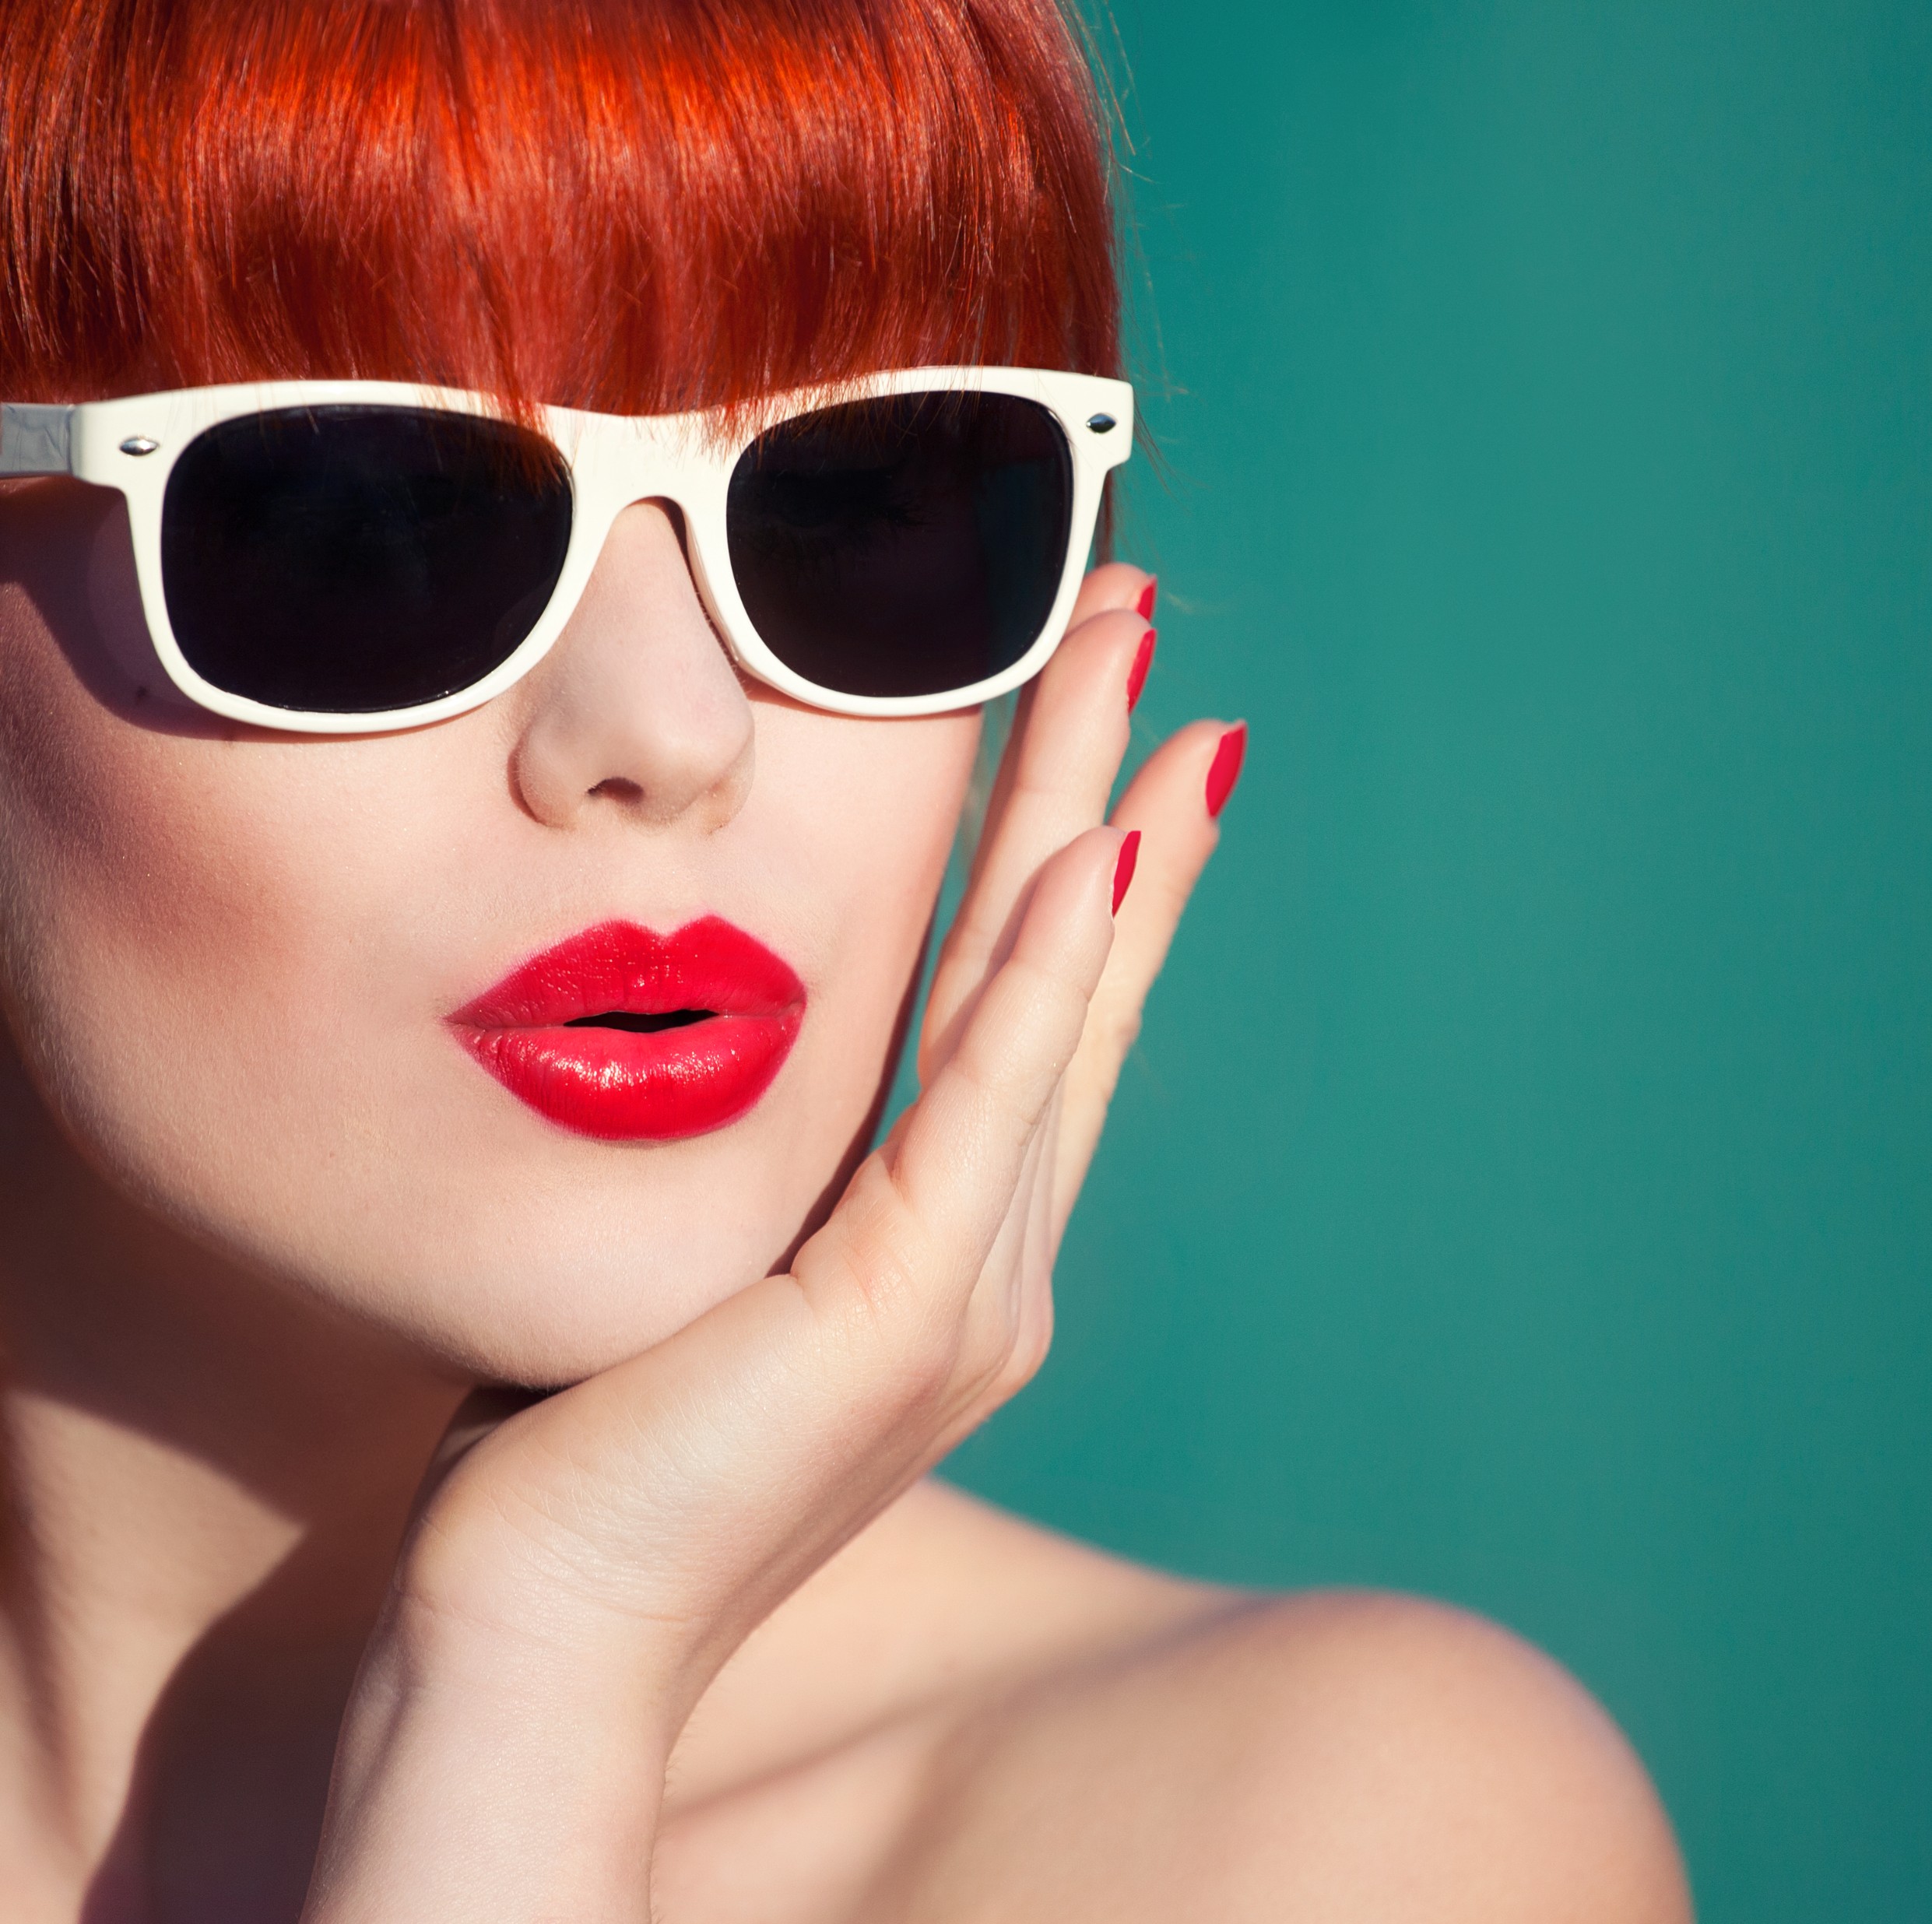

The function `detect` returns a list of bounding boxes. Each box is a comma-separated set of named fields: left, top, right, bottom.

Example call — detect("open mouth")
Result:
left=565, top=1008, right=716, bottom=1034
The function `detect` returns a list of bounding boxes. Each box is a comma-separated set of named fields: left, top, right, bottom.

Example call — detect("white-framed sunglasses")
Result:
left=0, top=364, right=1133, bottom=733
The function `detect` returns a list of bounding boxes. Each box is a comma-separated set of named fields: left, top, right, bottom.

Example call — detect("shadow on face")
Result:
left=0, top=477, right=226, bottom=737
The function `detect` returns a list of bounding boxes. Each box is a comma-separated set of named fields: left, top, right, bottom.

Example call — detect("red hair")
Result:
left=0, top=0, right=1119, bottom=413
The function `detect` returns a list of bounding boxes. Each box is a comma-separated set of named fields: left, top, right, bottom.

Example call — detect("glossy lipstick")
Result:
left=451, top=918, right=805, bottom=1141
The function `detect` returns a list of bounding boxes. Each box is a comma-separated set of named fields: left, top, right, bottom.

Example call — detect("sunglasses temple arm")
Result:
left=0, top=404, right=78, bottom=477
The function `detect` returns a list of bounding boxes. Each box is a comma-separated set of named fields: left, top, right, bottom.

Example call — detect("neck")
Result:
left=0, top=1066, right=463, bottom=1920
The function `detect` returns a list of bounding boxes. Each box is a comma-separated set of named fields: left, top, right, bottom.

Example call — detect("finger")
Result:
left=950, top=565, right=1154, bottom=934
left=1051, top=720, right=1246, bottom=1239
left=922, top=603, right=1153, bottom=1076
left=798, top=824, right=1123, bottom=1338
left=873, top=1059, right=1063, bottom=1445
left=937, top=1092, right=1059, bottom=1438
left=968, top=563, right=1155, bottom=884
left=1068, top=559, right=1157, bottom=629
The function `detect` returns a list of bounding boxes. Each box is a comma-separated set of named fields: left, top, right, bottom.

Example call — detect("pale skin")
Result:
left=0, top=470, right=1693, bottom=1921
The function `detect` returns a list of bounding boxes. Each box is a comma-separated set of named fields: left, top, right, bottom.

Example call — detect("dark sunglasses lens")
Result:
left=725, top=391, right=1073, bottom=700
left=162, top=406, right=572, bottom=714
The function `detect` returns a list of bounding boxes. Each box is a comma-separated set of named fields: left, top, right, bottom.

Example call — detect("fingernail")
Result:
left=1135, top=578, right=1158, bottom=621
left=1112, top=830, right=1142, bottom=915
left=1126, top=627, right=1157, bottom=711
left=1204, top=724, right=1246, bottom=819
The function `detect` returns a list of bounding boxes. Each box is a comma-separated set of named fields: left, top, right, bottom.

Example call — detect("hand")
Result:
left=301, top=567, right=1238, bottom=1922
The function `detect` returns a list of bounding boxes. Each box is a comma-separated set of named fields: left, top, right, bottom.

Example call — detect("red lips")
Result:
left=450, top=918, right=806, bottom=1141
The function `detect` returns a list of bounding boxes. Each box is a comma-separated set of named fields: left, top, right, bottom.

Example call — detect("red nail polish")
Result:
left=1112, top=830, right=1141, bottom=915
left=1204, top=724, right=1246, bottom=819
left=1126, top=627, right=1157, bottom=711
left=1135, top=578, right=1158, bottom=621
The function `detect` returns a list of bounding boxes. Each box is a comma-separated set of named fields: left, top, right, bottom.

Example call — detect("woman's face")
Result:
left=0, top=478, right=978, bottom=1382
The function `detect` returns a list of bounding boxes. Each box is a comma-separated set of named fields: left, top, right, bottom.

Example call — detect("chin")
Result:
left=147, top=1064, right=873, bottom=1390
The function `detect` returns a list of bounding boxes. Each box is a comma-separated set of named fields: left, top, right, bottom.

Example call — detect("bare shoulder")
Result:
left=878, top=1581, right=1691, bottom=1923
left=659, top=1487, right=1687, bottom=1924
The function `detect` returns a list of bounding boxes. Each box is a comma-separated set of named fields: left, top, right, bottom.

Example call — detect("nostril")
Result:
left=588, top=777, right=645, bottom=804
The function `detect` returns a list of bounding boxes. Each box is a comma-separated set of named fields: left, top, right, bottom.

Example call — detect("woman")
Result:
left=0, top=1, right=1690, bottom=1917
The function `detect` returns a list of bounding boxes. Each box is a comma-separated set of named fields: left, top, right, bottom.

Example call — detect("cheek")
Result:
left=0, top=628, right=460, bottom=1199
left=753, top=702, right=977, bottom=932
left=0, top=501, right=369, bottom=1078
left=0, top=596, right=246, bottom=1046
left=743, top=700, right=978, bottom=1117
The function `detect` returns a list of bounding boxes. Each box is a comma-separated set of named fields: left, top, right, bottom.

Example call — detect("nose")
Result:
left=508, top=501, right=754, bottom=831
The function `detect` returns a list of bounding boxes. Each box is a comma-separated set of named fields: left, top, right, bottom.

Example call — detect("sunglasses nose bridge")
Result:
left=572, top=437, right=727, bottom=633
left=568, top=414, right=709, bottom=520
left=562, top=427, right=739, bottom=655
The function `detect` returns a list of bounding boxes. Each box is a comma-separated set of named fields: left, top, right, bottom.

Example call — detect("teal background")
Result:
left=942, top=2, right=1932, bottom=1917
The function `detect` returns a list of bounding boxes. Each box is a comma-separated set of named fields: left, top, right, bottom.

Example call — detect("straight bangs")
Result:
left=0, top=0, right=1121, bottom=420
